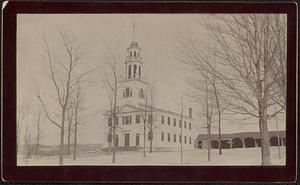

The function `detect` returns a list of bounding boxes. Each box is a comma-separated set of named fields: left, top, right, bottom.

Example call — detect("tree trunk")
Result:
left=258, top=101, right=271, bottom=165
left=217, top=112, right=221, bottom=155
left=73, top=120, right=78, bottom=160
left=149, top=129, right=153, bottom=153
left=36, top=110, right=41, bottom=157
left=59, top=109, right=66, bottom=166
left=67, top=116, right=72, bottom=155
left=143, top=120, right=146, bottom=157
left=112, top=117, right=116, bottom=163
left=207, top=121, right=211, bottom=162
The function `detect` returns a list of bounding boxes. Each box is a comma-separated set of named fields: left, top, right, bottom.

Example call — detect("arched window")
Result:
left=139, top=66, right=141, bottom=78
left=126, top=87, right=130, bottom=97
left=128, top=65, right=131, bottom=79
left=134, top=65, right=137, bottom=78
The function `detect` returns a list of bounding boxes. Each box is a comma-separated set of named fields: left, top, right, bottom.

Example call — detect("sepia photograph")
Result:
left=16, top=13, right=287, bottom=167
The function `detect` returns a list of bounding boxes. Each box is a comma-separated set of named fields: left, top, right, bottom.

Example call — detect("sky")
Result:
left=17, top=14, right=286, bottom=145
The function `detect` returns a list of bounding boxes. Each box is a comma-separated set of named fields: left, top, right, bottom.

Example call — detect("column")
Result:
left=241, top=138, right=245, bottom=148
left=254, top=139, right=258, bottom=147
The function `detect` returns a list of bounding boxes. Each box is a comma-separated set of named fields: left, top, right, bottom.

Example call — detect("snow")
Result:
left=18, top=146, right=285, bottom=166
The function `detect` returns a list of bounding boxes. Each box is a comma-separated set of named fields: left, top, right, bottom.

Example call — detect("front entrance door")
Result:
left=125, top=133, right=130, bottom=147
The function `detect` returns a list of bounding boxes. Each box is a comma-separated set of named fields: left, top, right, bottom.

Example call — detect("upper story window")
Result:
left=179, top=120, right=182, bottom=128
left=115, top=117, right=119, bottom=125
left=130, top=51, right=132, bottom=57
left=167, top=117, right=170, bottom=125
left=139, top=66, right=141, bottom=79
left=139, top=88, right=145, bottom=99
left=174, top=134, right=176, bottom=143
left=128, top=65, right=131, bottom=79
left=125, top=87, right=130, bottom=97
left=148, top=115, right=152, bottom=123
left=124, top=115, right=132, bottom=125
left=134, top=65, right=137, bottom=78
left=173, top=118, right=176, bottom=127
left=134, top=50, right=137, bottom=57
left=136, top=115, right=140, bottom=124
left=184, top=121, right=187, bottom=129
left=189, top=137, right=192, bottom=144
left=108, top=117, right=112, bottom=126
left=161, top=132, right=164, bottom=141
left=161, top=115, right=164, bottom=124
left=167, top=133, right=170, bottom=142
left=189, top=122, right=191, bottom=130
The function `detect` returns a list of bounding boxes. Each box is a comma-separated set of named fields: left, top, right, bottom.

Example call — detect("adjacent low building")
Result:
left=195, top=131, right=286, bottom=149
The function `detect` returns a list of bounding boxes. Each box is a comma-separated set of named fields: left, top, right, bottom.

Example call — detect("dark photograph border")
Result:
left=2, top=1, right=297, bottom=182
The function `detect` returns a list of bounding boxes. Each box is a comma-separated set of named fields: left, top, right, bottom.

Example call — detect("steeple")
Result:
left=125, top=16, right=143, bottom=80
left=125, top=41, right=142, bottom=80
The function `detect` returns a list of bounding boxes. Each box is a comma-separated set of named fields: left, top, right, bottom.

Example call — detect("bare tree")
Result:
left=103, top=46, right=123, bottom=163
left=66, top=101, right=74, bottom=155
left=147, top=84, right=156, bottom=153
left=178, top=97, right=184, bottom=165
left=72, top=83, right=86, bottom=160
left=179, top=14, right=286, bottom=165
left=23, top=117, right=33, bottom=165
left=34, top=28, right=90, bottom=165
left=35, top=109, right=42, bottom=157
left=17, top=101, right=31, bottom=156
left=139, top=90, right=148, bottom=158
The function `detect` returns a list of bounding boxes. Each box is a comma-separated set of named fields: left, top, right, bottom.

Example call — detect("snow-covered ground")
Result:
left=18, top=146, right=285, bottom=166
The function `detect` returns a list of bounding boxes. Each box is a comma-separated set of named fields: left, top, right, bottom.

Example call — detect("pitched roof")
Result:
left=196, top=130, right=286, bottom=140
left=104, top=104, right=193, bottom=120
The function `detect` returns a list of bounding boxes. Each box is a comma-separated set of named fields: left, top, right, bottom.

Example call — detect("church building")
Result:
left=104, top=40, right=194, bottom=151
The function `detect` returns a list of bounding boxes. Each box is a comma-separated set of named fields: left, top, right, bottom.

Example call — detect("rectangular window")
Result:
left=136, top=115, right=140, bottom=124
left=173, top=118, right=176, bottom=127
left=179, top=120, right=182, bottom=128
left=130, top=115, right=132, bottom=124
left=189, top=137, right=192, bottom=144
left=179, top=135, right=182, bottom=143
left=174, top=134, right=176, bottom=142
left=107, top=133, right=112, bottom=142
left=136, top=134, right=140, bottom=146
left=115, top=117, right=119, bottom=125
left=167, top=117, right=170, bottom=125
left=189, top=122, right=191, bottom=130
left=148, top=131, right=153, bottom=140
left=161, top=115, right=164, bottom=124
left=108, top=117, right=112, bottom=126
left=184, top=136, right=187, bottom=144
left=161, top=132, right=164, bottom=141
left=184, top=121, right=187, bottom=129
left=125, top=116, right=130, bottom=125
left=148, top=115, right=152, bottom=123
left=168, top=133, right=170, bottom=142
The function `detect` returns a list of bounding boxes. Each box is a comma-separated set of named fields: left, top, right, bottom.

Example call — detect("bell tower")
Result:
left=118, top=17, right=148, bottom=107
left=125, top=41, right=142, bottom=80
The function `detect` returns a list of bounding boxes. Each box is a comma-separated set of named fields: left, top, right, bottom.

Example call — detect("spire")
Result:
left=132, top=19, right=136, bottom=38
left=130, top=15, right=140, bottom=40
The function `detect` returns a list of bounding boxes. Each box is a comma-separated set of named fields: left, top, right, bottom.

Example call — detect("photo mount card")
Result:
left=1, top=1, right=297, bottom=183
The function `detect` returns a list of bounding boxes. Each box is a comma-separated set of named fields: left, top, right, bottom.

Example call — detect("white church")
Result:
left=104, top=40, right=195, bottom=151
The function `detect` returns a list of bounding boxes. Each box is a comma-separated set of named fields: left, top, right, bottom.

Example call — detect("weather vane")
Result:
left=130, top=15, right=140, bottom=39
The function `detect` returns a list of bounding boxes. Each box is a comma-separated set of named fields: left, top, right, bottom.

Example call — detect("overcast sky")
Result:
left=17, top=14, right=286, bottom=145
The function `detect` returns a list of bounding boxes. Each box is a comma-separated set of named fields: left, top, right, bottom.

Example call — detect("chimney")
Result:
left=189, top=107, right=192, bottom=118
